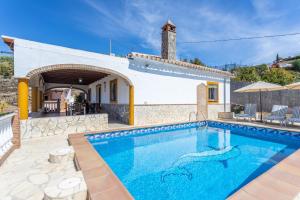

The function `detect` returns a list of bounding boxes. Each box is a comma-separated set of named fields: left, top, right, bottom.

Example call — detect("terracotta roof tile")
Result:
left=128, top=52, right=234, bottom=78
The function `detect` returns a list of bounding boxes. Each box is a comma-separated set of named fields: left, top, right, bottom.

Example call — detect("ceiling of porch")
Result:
left=41, top=69, right=108, bottom=85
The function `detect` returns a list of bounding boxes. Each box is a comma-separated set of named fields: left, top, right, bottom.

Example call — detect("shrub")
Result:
left=233, top=67, right=260, bottom=82
left=232, top=64, right=295, bottom=85
left=292, top=59, right=300, bottom=71
left=0, top=101, right=8, bottom=113
left=261, top=68, right=295, bottom=85
left=0, top=56, right=13, bottom=78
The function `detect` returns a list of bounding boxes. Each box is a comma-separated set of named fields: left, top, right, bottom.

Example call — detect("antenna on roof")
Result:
left=109, top=39, right=112, bottom=55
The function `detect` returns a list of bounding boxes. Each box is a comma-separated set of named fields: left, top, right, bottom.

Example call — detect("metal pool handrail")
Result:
left=189, top=111, right=208, bottom=127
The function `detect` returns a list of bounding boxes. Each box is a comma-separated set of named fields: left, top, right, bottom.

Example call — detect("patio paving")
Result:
left=0, top=134, right=81, bottom=200
left=0, top=120, right=129, bottom=200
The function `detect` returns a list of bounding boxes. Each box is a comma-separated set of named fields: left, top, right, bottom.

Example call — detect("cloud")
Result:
left=76, top=0, right=300, bottom=65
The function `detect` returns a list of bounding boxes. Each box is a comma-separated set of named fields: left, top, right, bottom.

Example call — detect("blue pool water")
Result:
left=87, top=122, right=300, bottom=200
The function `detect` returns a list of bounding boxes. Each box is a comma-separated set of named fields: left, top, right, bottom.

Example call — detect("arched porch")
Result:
left=17, top=64, right=134, bottom=125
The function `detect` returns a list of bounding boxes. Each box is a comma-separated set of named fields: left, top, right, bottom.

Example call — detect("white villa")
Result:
left=1, top=20, right=232, bottom=138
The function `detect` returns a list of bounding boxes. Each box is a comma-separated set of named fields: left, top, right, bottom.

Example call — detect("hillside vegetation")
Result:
left=0, top=56, right=13, bottom=78
left=232, top=64, right=299, bottom=85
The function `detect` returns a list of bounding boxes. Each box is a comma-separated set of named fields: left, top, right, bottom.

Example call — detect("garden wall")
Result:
left=20, top=113, right=108, bottom=139
left=0, top=77, right=17, bottom=105
left=231, top=80, right=300, bottom=112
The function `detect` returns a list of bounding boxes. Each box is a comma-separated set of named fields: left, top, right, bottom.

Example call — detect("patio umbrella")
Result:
left=234, top=81, right=283, bottom=122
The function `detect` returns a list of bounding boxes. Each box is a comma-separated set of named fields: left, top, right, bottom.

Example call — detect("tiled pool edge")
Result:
left=216, top=120, right=300, bottom=199
left=68, top=134, right=133, bottom=200
left=215, top=119, right=300, bottom=133
left=86, top=121, right=207, bottom=140
left=69, top=120, right=300, bottom=200
left=228, top=148, right=300, bottom=200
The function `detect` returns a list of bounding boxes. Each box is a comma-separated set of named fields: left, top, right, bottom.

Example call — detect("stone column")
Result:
left=197, top=83, right=208, bottom=120
left=31, top=87, right=38, bottom=112
left=18, top=78, right=29, bottom=120
left=129, top=85, right=134, bottom=125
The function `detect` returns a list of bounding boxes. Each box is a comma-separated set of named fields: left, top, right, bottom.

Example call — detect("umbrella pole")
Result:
left=260, top=90, right=263, bottom=122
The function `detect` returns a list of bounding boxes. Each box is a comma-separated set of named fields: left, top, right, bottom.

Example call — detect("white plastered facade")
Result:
left=5, top=36, right=231, bottom=124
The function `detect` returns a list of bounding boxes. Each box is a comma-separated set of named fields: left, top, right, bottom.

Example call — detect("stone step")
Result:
left=49, top=147, right=74, bottom=164
left=43, top=172, right=87, bottom=200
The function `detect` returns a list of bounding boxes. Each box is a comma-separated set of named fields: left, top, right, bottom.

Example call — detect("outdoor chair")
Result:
left=235, top=104, right=257, bottom=121
left=285, top=106, right=300, bottom=126
left=264, top=105, right=288, bottom=126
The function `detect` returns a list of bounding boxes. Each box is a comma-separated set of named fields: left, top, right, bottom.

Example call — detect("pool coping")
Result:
left=68, top=134, right=134, bottom=200
left=216, top=119, right=300, bottom=133
left=228, top=148, right=300, bottom=199
left=69, top=120, right=300, bottom=200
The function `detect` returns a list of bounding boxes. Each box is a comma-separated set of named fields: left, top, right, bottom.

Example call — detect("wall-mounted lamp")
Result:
left=78, top=78, right=83, bottom=84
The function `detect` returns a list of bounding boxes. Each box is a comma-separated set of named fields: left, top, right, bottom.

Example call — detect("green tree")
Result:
left=262, top=68, right=294, bottom=85
left=232, top=64, right=295, bottom=85
left=190, top=58, right=205, bottom=66
left=292, top=59, right=300, bottom=71
left=233, top=67, right=260, bottom=82
left=276, top=53, right=280, bottom=62
left=0, top=56, right=13, bottom=78
left=255, top=64, right=269, bottom=77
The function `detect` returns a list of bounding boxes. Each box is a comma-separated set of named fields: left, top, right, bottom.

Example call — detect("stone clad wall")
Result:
left=134, top=103, right=229, bottom=125
left=0, top=77, right=17, bottom=104
left=208, top=104, right=231, bottom=120
left=134, top=104, right=197, bottom=126
left=20, top=114, right=108, bottom=139
left=102, top=104, right=129, bottom=124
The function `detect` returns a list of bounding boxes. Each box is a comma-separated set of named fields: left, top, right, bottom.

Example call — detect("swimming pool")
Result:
left=87, top=121, right=300, bottom=200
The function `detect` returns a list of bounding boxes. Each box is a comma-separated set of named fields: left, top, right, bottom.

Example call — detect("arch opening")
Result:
left=21, top=64, right=134, bottom=125
left=26, top=64, right=133, bottom=86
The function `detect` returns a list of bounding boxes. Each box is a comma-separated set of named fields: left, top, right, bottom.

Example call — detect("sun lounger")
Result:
left=235, top=104, right=257, bottom=121
left=264, top=105, right=288, bottom=126
left=285, top=106, right=300, bottom=126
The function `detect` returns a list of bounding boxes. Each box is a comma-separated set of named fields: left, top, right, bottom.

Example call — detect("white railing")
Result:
left=44, top=101, right=60, bottom=113
left=0, top=113, right=14, bottom=157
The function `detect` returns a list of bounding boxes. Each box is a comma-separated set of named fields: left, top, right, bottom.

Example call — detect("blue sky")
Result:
left=1, top=0, right=300, bottom=66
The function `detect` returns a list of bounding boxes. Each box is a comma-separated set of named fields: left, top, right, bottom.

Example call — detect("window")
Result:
left=207, top=82, right=219, bottom=103
left=110, top=79, right=118, bottom=103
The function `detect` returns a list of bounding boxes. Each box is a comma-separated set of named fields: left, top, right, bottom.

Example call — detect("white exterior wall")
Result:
left=88, top=64, right=230, bottom=106
left=8, top=36, right=232, bottom=123
left=128, top=58, right=231, bottom=105
left=88, top=75, right=129, bottom=104
left=11, top=37, right=231, bottom=106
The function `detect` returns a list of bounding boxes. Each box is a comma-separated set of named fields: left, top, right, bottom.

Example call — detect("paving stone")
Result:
left=0, top=134, right=84, bottom=200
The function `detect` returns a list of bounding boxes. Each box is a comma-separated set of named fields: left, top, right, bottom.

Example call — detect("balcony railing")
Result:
left=0, top=113, right=14, bottom=157
left=43, top=100, right=60, bottom=113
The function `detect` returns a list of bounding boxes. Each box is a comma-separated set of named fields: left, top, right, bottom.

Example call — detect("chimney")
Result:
left=161, top=20, right=176, bottom=60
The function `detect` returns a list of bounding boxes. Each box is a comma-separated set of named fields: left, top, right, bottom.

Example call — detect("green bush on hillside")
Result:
left=292, top=59, right=300, bottom=71
left=232, top=67, right=260, bottom=82
left=0, top=56, right=13, bottom=78
left=232, top=64, right=295, bottom=85
left=262, top=68, right=294, bottom=85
